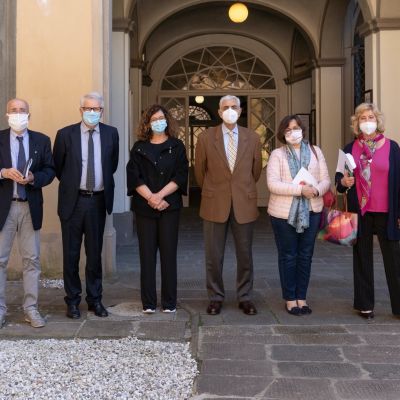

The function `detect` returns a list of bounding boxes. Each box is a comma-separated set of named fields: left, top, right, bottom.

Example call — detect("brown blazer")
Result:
left=195, top=124, right=262, bottom=224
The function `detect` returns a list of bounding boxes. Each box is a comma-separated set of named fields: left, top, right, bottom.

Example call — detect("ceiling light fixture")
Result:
left=228, top=3, right=249, bottom=23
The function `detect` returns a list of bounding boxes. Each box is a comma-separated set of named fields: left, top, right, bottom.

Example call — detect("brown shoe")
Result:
left=207, top=301, right=222, bottom=315
left=239, top=301, right=257, bottom=315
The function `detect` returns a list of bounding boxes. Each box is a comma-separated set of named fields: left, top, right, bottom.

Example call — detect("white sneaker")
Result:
left=24, top=308, right=46, bottom=328
left=162, top=308, right=176, bottom=313
left=142, top=308, right=155, bottom=314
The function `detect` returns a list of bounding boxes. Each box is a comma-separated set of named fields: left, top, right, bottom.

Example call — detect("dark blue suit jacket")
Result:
left=53, top=122, right=119, bottom=221
left=0, top=128, right=55, bottom=231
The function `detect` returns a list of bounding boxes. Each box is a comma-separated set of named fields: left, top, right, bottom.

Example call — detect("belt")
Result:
left=79, top=190, right=104, bottom=197
left=12, top=198, right=27, bottom=202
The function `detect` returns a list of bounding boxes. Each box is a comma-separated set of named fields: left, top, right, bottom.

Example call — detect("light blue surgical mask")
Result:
left=151, top=119, right=167, bottom=134
left=83, top=111, right=101, bottom=126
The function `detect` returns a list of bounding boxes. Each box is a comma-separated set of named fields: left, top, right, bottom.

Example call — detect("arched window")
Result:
left=162, top=46, right=275, bottom=91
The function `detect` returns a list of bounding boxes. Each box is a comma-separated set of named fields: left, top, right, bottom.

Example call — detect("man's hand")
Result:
left=2, top=168, right=24, bottom=183
left=18, top=171, right=34, bottom=185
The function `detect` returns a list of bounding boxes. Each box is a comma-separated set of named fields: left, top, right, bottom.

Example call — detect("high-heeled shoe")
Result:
left=285, top=304, right=301, bottom=316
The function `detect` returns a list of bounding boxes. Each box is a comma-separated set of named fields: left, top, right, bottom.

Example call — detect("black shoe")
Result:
left=206, top=301, right=222, bottom=315
left=285, top=304, right=301, bottom=316
left=88, top=302, right=109, bottom=317
left=359, top=310, right=374, bottom=320
left=239, top=301, right=258, bottom=315
left=66, top=304, right=81, bottom=319
left=300, top=305, right=312, bottom=315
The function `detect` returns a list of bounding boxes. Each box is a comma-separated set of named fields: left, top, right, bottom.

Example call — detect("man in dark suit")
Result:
left=0, top=98, right=55, bottom=328
left=195, top=95, right=262, bottom=316
left=53, top=92, right=119, bottom=319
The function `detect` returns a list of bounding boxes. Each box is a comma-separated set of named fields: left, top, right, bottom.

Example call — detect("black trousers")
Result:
left=135, top=210, right=180, bottom=310
left=353, top=212, right=400, bottom=314
left=61, top=193, right=106, bottom=306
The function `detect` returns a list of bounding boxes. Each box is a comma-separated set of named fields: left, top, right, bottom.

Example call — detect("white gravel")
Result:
left=40, top=279, right=64, bottom=289
left=0, top=337, right=198, bottom=400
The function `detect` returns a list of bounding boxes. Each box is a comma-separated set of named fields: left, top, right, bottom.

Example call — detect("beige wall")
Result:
left=10, top=0, right=107, bottom=277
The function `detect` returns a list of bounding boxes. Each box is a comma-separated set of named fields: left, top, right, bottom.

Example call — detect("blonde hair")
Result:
left=350, top=102, right=385, bottom=135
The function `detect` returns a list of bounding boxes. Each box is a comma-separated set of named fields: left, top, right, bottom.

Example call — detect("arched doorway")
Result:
left=157, top=45, right=278, bottom=205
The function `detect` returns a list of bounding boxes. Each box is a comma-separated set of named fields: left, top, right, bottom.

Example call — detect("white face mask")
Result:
left=7, top=113, right=29, bottom=132
left=285, top=129, right=303, bottom=145
left=222, top=108, right=239, bottom=125
left=359, top=121, right=377, bottom=136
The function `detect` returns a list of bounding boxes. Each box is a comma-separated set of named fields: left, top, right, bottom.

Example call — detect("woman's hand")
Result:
left=156, top=200, right=170, bottom=211
left=147, top=193, right=163, bottom=208
left=301, top=184, right=318, bottom=199
left=341, top=172, right=355, bottom=188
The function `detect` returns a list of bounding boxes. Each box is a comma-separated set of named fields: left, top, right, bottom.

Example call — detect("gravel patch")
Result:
left=40, top=279, right=64, bottom=289
left=0, top=337, right=198, bottom=399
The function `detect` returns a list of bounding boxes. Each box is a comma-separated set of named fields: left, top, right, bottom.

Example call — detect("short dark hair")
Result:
left=277, top=115, right=306, bottom=144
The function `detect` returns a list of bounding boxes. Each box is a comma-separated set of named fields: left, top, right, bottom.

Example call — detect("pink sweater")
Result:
left=352, top=138, right=389, bottom=212
left=267, top=145, right=331, bottom=219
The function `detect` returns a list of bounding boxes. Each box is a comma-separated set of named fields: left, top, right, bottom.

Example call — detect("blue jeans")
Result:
left=270, top=212, right=321, bottom=301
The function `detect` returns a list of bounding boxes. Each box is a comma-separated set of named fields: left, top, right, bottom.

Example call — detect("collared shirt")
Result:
left=222, top=123, right=239, bottom=160
left=80, top=122, right=104, bottom=191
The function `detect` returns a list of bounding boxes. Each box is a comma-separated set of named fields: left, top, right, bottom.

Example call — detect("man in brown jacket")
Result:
left=195, top=95, right=262, bottom=315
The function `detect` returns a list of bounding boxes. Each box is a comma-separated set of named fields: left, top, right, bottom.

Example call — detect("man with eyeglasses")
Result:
left=0, top=98, right=55, bottom=328
left=53, top=92, right=119, bottom=319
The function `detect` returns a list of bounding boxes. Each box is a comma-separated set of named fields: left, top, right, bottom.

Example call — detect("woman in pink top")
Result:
left=267, top=115, right=330, bottom=316
left=336, top=103, right=400, bottom=320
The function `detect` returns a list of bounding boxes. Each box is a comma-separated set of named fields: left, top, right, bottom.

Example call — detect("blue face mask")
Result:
left=151, top=119, right=167, bottom=134
left=83, top=111, right=101, bottom=126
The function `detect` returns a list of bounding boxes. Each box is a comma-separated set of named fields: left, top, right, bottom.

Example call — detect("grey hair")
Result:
left=80, top=92, right=104, bottom=108
left=219, top=95, right=241, bottom=109
left=7, top=98, right=30, bottom=113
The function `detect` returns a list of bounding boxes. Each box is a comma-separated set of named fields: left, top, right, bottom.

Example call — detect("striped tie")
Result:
left=227, top=130, right=237, bottom=172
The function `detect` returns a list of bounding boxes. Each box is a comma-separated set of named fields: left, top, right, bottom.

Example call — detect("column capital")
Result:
left=358, top=18, right=400, bottom=37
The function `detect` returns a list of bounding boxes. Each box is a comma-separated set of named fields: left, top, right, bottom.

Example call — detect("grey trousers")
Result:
left=0, top=202, right=40, bottom=313
left=203, top=209, right=255, bottom=302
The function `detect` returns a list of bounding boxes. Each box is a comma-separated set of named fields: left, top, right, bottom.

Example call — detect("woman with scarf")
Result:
left=267, top=115, right=330, bottom=315
left=336, top=103, right=400, bottom=320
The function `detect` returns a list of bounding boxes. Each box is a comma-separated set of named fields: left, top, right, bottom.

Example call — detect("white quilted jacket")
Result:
left=266, top=145, right=331, bottom=219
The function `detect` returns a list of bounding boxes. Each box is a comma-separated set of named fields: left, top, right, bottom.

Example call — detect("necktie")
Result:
left=86, top=129, right=95, bottom=191
left=227, top=131, right=237, bottom=172
left=16, top=136, right=26, bottom=199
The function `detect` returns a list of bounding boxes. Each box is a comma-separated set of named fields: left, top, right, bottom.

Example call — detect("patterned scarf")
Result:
left=287, top=141, right=311, bottom=233
left=354, top=133, right=384, bottom=215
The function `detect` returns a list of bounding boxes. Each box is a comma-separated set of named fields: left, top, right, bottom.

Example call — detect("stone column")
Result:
left=363, top=28, right=400, bottom=143
left=0, top=0, right=16, bottom=129
left=313, top=61, right=344, bottom=177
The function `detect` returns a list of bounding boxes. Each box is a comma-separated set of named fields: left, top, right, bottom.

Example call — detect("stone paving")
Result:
left=1, top=207, right=400, bottom=399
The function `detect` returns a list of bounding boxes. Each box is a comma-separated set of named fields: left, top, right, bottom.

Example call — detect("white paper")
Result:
left=292, top=167, right=318, bottom=187
left=336, top=149, right=346, bottom=173
left=345, top=153, right=356, bottom=171
left=336, top=149, right=356, bottom=175
left=23, top=158, right=33, bottom=178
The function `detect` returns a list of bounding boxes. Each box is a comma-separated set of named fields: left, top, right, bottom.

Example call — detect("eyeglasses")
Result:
left=81, top=107, right=103, bottom=112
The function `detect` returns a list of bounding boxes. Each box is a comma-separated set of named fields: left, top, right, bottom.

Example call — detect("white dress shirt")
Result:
left=80, top=123, right=104, bottom=191
left=221, top=123, right=239, bottom=160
